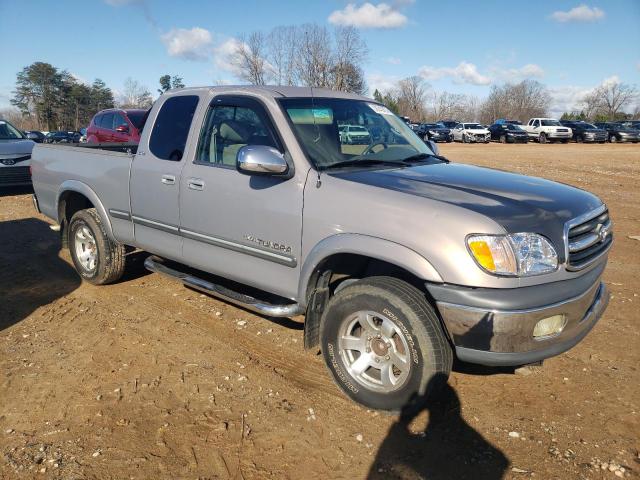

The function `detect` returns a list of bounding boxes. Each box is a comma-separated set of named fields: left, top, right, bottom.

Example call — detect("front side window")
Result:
left=533, top=120, right=540, bottom=127
left=280, top=98, right=436, bottom=170
left=149, top=95, right=199, bottom=161
left=195, top=100, right=279, bottom=167
left=114, top=114, right=128, bottom=130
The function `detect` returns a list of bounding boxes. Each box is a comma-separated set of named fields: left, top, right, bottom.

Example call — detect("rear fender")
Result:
left=57, top=180, right=115, bottom=240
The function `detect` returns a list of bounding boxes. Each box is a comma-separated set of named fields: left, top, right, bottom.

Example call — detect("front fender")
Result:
left=298, top=233, right=443, bottom=306
left=57, top=180, right=115, bottom=240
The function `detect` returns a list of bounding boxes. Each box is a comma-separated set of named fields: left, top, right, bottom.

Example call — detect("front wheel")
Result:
left=320, top=276, right=452, bottom=411
left=609, top=135, right=617, bottom=143
left=539, top=132, right=547, bottom=144
left=68, top=208, right=126, bottom=285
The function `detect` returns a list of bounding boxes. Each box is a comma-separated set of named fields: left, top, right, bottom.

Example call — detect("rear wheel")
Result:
left=68, top=208, right=126, bottom=285
left=320, top=276, right=452, bottom=411
left=539, top=132, right=547, bottom=144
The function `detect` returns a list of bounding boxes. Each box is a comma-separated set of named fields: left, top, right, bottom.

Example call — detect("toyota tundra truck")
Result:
left=523, top=117, right=573, bottom=143
left=31, top=86, right=611, bottom=411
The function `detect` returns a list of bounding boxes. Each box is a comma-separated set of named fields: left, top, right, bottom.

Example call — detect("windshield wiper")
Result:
left=400, top=153, right=450, bottom=164
left=321, top=159, right=406, bottom=171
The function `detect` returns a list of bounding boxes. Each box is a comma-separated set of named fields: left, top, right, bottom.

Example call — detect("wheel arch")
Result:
left=57, top=181, right=115, bottom=246
left=299, top=234, right=443, bottom=307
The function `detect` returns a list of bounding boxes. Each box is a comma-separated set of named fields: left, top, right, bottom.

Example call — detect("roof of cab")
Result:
left=163, top=85, right=370, bottom=101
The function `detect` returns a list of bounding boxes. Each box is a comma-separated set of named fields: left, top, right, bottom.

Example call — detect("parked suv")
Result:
left=593, top=122, right=640, bottom=143
left=43, top=131, right=81, bottom=144
left=338, top=124, right=371, bottom=144
left=0, top=119, right=34, bottom=187
left=87, top=109, right=148, bottom=144
left=559, top=121, right=607, bottom=143
left=523, top=118, right=572, bottom=143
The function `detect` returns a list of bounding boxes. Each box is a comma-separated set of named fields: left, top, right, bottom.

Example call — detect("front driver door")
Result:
left=179, top=95, right=304, bottom=300
left=130, top=94, right=200, bottom=260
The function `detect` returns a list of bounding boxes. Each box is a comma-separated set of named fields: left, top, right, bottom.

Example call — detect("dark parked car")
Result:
left=619, top=120, right=640, bottom=130
left=438, top=120, right=459, bottom=129
left=43, top=131, right=81, bottom=144
left=559, top=121, right=607, bottom=143
left=488, top=123, right=529, bottom=143
left=594, top=122, right=640, bottom=143
left=416, top=123, right=453, bottom=142
left=86, top=108, right=148, bottom=143
left=24, top=130, right=46, bottom=143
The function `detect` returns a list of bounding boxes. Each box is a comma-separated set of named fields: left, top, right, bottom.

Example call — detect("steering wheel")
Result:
left=361, top=141, right=388, bottom=156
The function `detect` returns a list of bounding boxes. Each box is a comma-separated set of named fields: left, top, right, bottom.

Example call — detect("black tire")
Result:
left=462, top=134, right=468, bottom=143
left=609, top=135, right=617, bottom=143
left=576, top=135, right=584, bottom=143
left=500, top=135, right=507, bottom=144
left=539, top=132, right=547, bottom=144
left=68, top=208, right=126, bottom=285
left=320, top=276, right=452, bottom=411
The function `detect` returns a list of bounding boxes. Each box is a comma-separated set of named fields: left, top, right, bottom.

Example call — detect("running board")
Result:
left=144, top=255, right=303, bottom=318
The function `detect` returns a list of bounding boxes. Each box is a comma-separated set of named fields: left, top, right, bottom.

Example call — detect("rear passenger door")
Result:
left=99, top=112, right=114, bottom=142
left=129, top=94, right=201, bottom=260
left=179, top=95, right=304, bottom=299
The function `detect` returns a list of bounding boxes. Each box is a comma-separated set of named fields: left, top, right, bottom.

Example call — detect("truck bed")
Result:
left=31, top=143, right=135, bottom=234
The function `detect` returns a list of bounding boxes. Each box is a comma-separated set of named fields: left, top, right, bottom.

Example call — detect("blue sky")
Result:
left=1, top=0, right=639, bottom=116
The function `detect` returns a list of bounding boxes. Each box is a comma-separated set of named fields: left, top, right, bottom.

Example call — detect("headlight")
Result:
left=429, top=130, right=437, bottom=135
left=467, top=233, right=558, bottom=276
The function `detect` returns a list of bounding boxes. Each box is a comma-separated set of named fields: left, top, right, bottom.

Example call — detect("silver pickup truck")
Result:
left=31, top=86, right=612, bottom=411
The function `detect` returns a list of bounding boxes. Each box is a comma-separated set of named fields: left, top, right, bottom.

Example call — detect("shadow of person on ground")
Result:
left=0, top=218, right=81, bottom=330
left=368, top=373, right=509, bottom=479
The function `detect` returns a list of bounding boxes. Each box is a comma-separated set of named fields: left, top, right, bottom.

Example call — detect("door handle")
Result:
left=161, top=174, right=176, bottom=185
left=188, top=178, right=205, bottom=191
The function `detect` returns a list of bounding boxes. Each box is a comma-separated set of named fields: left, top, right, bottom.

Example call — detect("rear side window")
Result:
left=149, top=95, right=199, bottom=161
left=93, top=114, right=102, bottom=127
left=101, top=113, right=114, bottom=130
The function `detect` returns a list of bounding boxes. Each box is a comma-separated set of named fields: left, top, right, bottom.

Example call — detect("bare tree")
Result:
left=232, top=32, right=271, bottom=85
left=479, top=80, right=550, bottom=124
left=119, top=78, right=153, bottom=109
left=583, top=81, right=638, bottom=120
left=395, top=76, right=429, bottom=122
left=295, top=24, right=334, bottom=89
left=267, top=26, right=299, bottom=86
left=331, top=26, right=368, bottom=94
left=427, top=91, right=474, bottom=121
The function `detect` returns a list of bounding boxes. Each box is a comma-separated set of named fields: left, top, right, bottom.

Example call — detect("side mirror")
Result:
left=237, top=145, right=289, bottom=176
left=115, top=125, right=129, bottom=133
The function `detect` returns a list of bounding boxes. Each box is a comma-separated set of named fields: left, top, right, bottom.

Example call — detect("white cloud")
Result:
left=212, top=38, right=245, bottom=74
left=496, top=63, right=545, bottom=82
left=328, top=3, right=408, bottom=29
left=550, top=4, right=605, bottom=23
left=547, top=76, right=620, bottom=117
left=385, top=57, right=402, bottom=65
left=419, top=62, right=492, bottom=86
left=367, top=73, right=402, bottom=93
left=161, top=27, right=213, bottom=61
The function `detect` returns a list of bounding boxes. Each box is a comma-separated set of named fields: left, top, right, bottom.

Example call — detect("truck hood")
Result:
left=0, top=139, right=35, bottom=157
left=333, top=162, right=602, bottom=260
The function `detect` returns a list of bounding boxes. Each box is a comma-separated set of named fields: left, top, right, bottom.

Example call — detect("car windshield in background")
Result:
left=464, top=124, right=483, bottom=129
left=280, top=98, right=438, bottom=170
left=581, top=123, right=597, bottom=129
left=425, top=124, right=443, bottom=129
left=541, top=120, right=562, bottom=126
left=506, top=124, right=524, bottom=131
left=0, top=120, right=26, bottom=140
left=127, top=110, right=147, bottom=130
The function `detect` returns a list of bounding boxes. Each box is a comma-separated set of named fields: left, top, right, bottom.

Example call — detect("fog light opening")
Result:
left=533, top=315, right=567, bottom=339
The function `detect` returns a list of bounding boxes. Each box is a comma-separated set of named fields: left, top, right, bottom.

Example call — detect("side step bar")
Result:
left=144, top=255, right=304, bottom=318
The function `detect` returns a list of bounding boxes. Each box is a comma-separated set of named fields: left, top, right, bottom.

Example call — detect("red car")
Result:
left=86, top=109, right=148, bottom=143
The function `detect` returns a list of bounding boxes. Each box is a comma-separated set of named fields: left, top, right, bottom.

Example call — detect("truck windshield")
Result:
left=0, top=120, right=26, bottom=140
left=279, top=98, right=436, bottom=170
left=541, top=120, right=562, bottom=126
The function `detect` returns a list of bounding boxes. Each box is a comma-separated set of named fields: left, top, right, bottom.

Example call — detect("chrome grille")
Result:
left=566, top=207, right=612, bottom=270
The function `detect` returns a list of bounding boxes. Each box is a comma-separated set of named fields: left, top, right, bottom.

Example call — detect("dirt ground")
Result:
left=1, top=143, right=638, bottom=480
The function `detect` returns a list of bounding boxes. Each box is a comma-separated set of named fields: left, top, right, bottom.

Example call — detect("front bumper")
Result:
left=428, top=270, right=609, bottom=366
left=547, top=131, right=572, bottom=139
left=617, top=134, right=640, bottom=142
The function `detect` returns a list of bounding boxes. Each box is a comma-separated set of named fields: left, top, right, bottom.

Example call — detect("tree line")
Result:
left=373, top=76, right=638, bottom=124
left=3, top=62, right=185, bottom=132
